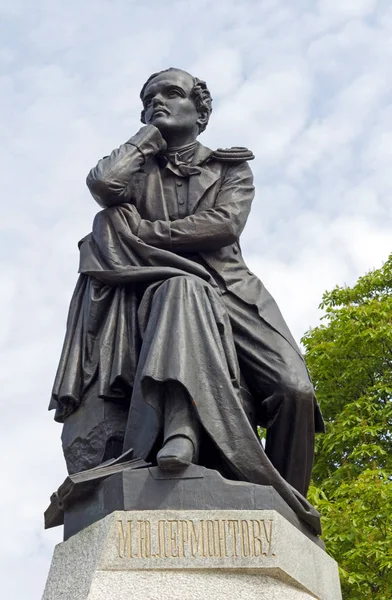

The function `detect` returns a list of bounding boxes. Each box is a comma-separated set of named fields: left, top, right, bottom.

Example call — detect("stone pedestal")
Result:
left=42, top=510, right=342, bottom=600
left=46, top=466, right=323, bottom=547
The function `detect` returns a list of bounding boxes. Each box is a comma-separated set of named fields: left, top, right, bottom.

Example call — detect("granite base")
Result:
left=42, top=510, right=342, bottom=600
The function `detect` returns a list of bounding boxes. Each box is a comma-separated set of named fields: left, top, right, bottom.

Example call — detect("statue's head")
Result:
left=140, top=68, right=212, bottom=143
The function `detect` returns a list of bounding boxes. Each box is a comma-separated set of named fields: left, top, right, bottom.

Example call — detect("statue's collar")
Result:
left=163, top=141, right=198, bottom=165
left=157, top=141, right=214, bottom=169
left=191, top=142, right=214, bottom=166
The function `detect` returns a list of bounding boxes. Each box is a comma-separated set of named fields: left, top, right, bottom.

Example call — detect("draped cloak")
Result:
left=50, top=203, right=321, bottom=535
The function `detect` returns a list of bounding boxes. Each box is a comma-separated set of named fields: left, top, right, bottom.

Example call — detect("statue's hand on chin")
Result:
left=148, top=120, right=169, bottom=147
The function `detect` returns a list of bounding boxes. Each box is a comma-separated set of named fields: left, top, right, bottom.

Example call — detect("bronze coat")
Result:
left=50, top=126, right=323, bottom=533
left=88, top=126, right=299, bottom=356
left=86, top=125, right=323, bottom=432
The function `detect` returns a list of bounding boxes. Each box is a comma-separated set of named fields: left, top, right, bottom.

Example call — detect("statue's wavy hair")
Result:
left=139, top=68, right=213, bottom=133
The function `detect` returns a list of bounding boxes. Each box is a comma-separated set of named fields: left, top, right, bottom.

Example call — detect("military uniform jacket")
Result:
left=86, top=124, right=302, bottom=357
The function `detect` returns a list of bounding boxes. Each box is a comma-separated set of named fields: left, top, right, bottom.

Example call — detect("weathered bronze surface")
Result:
left=49, top=68, right=324, bottom=535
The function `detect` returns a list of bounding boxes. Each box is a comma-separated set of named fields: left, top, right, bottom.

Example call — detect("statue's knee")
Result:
left=159, top=275, right=206, bottom=295
left=277, top=374, right=315, bottom=409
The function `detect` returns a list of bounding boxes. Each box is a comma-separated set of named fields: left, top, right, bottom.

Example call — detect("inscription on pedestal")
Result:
left=43, top=511, right=342, bottom=600
left=117, top=518, right=274, bottom=560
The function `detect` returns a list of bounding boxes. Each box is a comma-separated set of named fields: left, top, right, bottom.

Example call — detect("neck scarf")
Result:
left=161, top=141, right=201, bottom=177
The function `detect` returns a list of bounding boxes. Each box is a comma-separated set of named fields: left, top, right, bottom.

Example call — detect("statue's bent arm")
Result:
left=86, top=125, right=166, bottom=208
left=86, top=121, right=255, bottom=252
left=137, top=161, right=255, bottom=252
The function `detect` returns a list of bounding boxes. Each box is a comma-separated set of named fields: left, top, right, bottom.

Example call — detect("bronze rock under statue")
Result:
left=49, top=68, right=325, bottom=536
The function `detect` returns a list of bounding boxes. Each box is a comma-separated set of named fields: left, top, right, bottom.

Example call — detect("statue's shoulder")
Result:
left=211, top=146, right=255, bottom=163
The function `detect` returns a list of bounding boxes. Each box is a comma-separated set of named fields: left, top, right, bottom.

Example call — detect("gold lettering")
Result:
left=250, top=520, right=262, bottom=557
left=117, top=517, right=271, bottom=562
left=117, top=519, right=126, bottom=558
left=214, top=520, right=227, bottom=557
left=117, top=519, right=134, bottom=558
left=228, top=520, right=240, bottom=558
left=145, top=520, right=151, bottom=558
left=189, top=520, right=205, bottom=557
left=261, top=519, right=273, bottom=556
left=128, top=520, right=134, bottom=558
left=205, top=520, right=216, bottom=557
left=240, top=520, right=250, bottom=557
left=137, top=520, right=151, bottom=558
left=158, top=520, right=168, bottom=558
left=179, top=520, right=189, bottom=558
left=168, top=520, right=179, bottom=558
left=137, top=520, right=144, bottom=558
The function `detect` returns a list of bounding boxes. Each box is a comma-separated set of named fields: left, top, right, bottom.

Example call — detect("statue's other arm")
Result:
left=137, top=161, right=255, bottom=252
left=86, top=125, right=166, bottom=208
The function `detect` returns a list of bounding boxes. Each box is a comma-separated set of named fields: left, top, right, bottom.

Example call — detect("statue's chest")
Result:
left=133, top=164, right=222, bottom=221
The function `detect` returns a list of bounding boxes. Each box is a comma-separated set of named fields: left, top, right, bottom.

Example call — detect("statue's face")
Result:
left=142, top=70, right=200, bottom=139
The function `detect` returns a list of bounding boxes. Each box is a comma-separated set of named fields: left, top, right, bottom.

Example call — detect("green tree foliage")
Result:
left=302, top=256, right=392, bottom=599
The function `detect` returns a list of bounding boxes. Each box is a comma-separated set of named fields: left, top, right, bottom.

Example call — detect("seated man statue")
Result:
left=50, top=68, right=324, bottom=533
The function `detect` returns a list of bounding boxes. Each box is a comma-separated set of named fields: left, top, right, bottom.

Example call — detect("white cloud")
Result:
left=190, top=47, right=243, bottom=97
left=318, top=0, right=377, bottom=19
left=210, top=64, right=312, bottom=161
left=2, top=1, right=392, bottom=597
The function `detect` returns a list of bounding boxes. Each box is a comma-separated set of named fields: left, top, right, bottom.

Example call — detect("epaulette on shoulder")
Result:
left=212, top=146, right=255, bottom=162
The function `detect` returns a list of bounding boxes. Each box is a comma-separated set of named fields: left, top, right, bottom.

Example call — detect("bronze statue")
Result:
left=50, top=68, right=324, bottom=534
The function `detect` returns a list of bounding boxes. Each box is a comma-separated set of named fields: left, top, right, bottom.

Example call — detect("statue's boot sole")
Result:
left=157, top=436, right=194, bottom=471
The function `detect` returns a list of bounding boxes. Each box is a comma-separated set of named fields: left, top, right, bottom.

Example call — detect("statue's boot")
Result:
left=157, top=436, right=194, bottom=469
left=157, top=382, right=199, bottom=470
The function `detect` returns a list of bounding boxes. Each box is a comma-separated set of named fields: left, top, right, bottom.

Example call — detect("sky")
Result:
left=1, top=0, right=392, bottom=597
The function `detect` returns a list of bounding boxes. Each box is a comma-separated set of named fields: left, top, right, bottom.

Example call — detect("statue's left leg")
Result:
left=222, top=292, right=317, bottom=497
left=262, top=378, right=315, bottom=497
